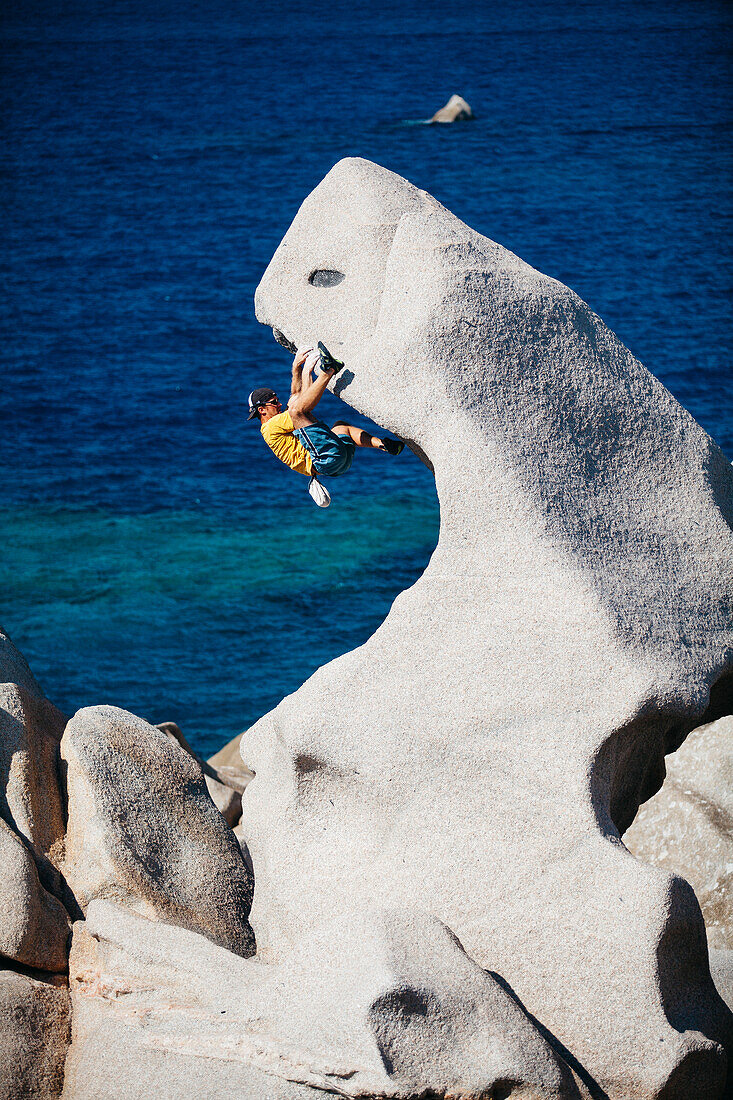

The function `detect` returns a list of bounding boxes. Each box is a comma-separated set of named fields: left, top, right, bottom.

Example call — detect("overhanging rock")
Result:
left=251, top=157, right=733, bottom=1098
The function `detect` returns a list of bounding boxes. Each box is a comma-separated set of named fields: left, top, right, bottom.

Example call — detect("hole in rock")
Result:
left=308, top=269, right=345, bottom=288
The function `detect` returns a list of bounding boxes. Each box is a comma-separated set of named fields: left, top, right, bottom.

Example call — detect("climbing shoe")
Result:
left=381, top=438, right=405, bottom=456
left=317, top=341, right=345, bottom=375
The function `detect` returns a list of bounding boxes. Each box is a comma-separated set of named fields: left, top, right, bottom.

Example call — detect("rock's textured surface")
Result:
left=209, top=730, right=254, bottom=777
left=203, top=771, right=243, bottom=826
left=64, top=901, right=582, bottom=1099
left=63, top=903, right=353, bottom=1100
left=710, top=949, right=733, bottom=1013
left=252, top=158, right=733, bottom=1098
left=0, top=679, right=67, bottom=875
left=0, top=818, right=70, bottom=972
left=157, top=720, right=251, bottom=826
left=61, top=705, right=255, bottom=957
left=0, top=627, right=44, bottom=697
left=0, top=629, right=72, bottom=968
left=430, top=93, right=473, bottom=122
left=0, top=966, right=70, bottom=1100
left=624, top=715, right=733, bottom=949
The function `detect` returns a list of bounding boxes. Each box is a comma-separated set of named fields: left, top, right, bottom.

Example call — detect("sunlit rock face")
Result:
left=63, top=901, right=575, bottom=1100
left=252, top=158, right=733, bottom=1098
left=0, top=628, right=73, bottom=1098
left=61, top=706, right=256, bottom=958
left=625, top=715, right=733, bottom=951
left=0, top=628, right=72, bottom=973
left=0, top=967, right=70, bottom=1100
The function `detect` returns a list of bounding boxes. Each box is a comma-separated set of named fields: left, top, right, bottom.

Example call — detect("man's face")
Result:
left=257, top=397, right=282, bottom=423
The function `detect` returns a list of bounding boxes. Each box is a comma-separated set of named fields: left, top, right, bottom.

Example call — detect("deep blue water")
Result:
left=2, top=0, right=731, bottom=755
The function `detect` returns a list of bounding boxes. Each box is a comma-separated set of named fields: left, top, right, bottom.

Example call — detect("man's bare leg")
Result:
left=287, top=350, right=403, bottom=452
left=332, top=423, right=387, bottom=449
left=289, top=357, right=335, bottom=428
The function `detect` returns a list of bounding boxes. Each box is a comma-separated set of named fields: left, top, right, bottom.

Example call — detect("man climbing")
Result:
left=248, top=344, right=404, bottom=505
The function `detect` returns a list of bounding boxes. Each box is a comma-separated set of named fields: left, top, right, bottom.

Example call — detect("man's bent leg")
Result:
left=332, top=423, right=385, bottom=449
left=288, top=357, right=317, bottom=421
left=289, top=346, right=315, bottom=400
left=289, top=369, right=332, bottom=425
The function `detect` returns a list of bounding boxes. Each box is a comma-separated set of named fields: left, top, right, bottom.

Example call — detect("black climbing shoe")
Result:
left=381, top=438, right=405, bottom=456
left=317, top=341, right=345, bottom=375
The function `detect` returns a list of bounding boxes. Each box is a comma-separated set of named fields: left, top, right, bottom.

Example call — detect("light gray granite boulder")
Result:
left=625, top=715, right=733, bottom=949
left=0, top=967, right=70, bottom=1100
left=0, top=818, right=70, bottom=972
left=208, top=731, right=246, bottom=771
left=63, top=901, right=581, bottom=1099
left=61, top=705, right=255, bottom=957
left=0, top=628, right=73, bottom=970
left=252, top=158, right=733, bottom=1099
left=430, top=93, right=473, bottom=122
left=0, top=626, right=44, bottom=697
left=0, top=678, right=67, bottom=881
left=157, top=720, right=252, bottom=826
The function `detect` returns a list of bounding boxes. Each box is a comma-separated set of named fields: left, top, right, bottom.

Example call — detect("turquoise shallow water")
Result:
left=1, top=492, right=439, bottom=755
left=2, top=0, right=730, bottom=755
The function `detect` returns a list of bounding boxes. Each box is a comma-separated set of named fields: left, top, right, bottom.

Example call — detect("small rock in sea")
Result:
left=430, top=93, right=473, bottom=122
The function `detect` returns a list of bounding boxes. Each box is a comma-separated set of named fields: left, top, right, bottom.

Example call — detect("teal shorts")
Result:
left=294, top=421, right=355, bottom=477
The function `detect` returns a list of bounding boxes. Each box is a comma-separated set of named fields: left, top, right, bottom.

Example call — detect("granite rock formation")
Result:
left=208, top=729, right=251, bottom=774
left=63, top=900, right=579, bottom=1100
left=2, top=159, right=732, bottom=1099
left=430, top=93, right=474, bottom=122
left=61, top=706, right=256, bottom=956
left=0, top=629, right=72, bottom=967
left=0, top=628, right=73, bottom=1098
left=252, top=157, right=733, bottom=1098
left=0, top=676, right=68, bottom=895
left=625, top=714, right=733, bottom=951
left=0, top=818, right=70, bottom=972
left=0, top=628, right=260, bottom=1097
left=157, top=720, right=252, bottom=826
left=710, top=950, right=733, bottom=1014
left=0, top=968, right=70, bottom=1100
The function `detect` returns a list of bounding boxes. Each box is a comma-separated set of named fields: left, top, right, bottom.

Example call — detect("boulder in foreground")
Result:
left=0, top=629, right=73, bottom=972
left=0, top=967, right=70, bottom=1100
left=0, top=677, right=68, bottom=894
left=0, top=818, right=70, bottom=972
left=63, top=901, right=579, bottom=1099
left=61, top=705, right=255, bottom=957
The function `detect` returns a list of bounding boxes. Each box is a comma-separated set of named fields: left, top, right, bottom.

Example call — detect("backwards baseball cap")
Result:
left=247, top=387, right=278, bottom=420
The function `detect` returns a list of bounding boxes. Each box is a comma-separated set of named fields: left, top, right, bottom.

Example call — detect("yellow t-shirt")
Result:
left=261, top=411, right=313, bottom=476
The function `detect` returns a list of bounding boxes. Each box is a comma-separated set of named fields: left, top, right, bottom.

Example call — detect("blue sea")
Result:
left=2, top=0, right=731, bottom=756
